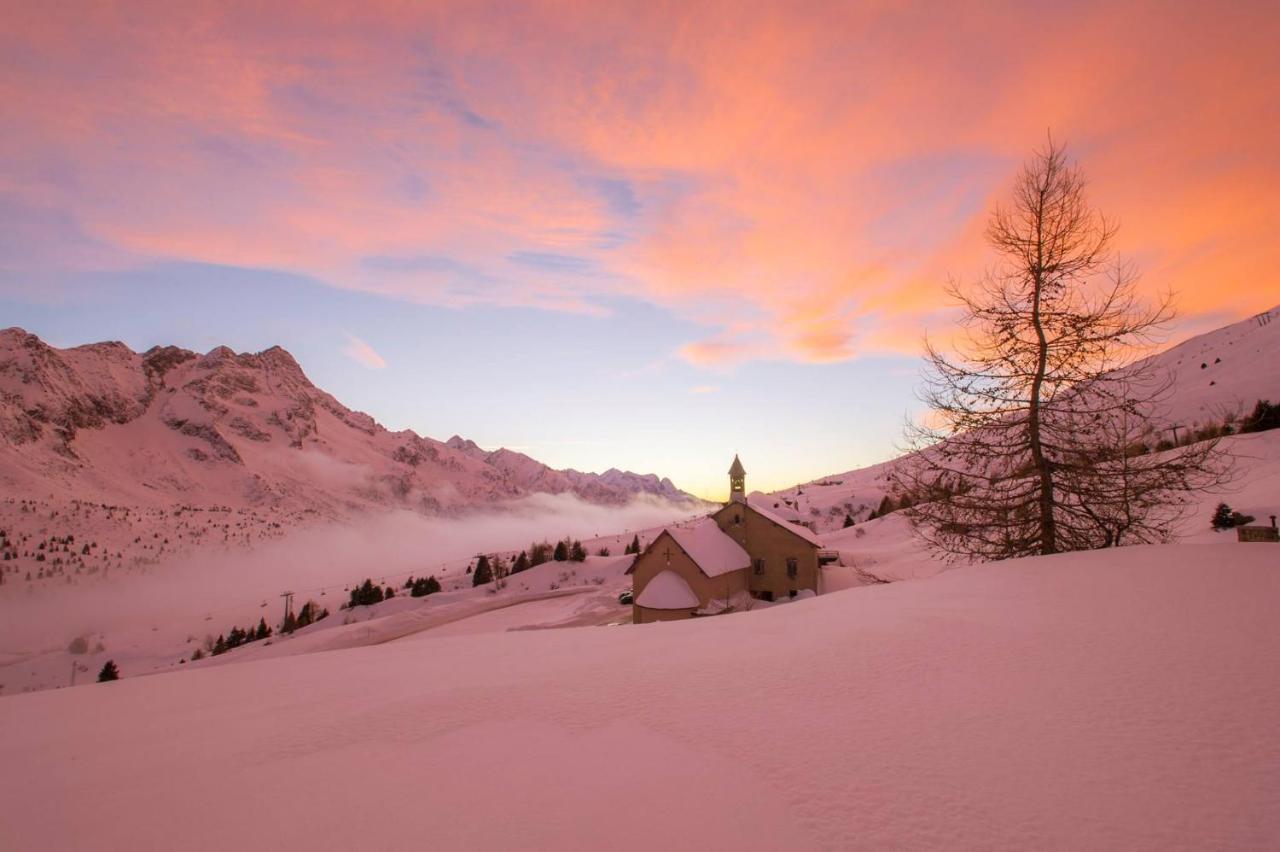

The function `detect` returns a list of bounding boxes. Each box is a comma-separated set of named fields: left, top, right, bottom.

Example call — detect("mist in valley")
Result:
left=0, top=493, right=699, bottom=654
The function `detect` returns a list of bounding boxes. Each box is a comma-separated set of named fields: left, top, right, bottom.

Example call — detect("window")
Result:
left=733, top=513, right=742, bottom=526
left=753, top=558, right=765, bottom=575
left=786, top=557, right=798, bottom=578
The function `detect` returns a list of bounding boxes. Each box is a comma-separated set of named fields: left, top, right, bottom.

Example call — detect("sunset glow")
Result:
left=3, top=1, right=1278, bottom=495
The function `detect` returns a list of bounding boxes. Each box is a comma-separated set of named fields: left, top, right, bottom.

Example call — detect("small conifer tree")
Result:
left=529, top=541, right=553, bottom=566
left=472, top=555, right=493, bottom=586
left=97, top=660, right=120, bottom=682
left=1211, top=503, right=1235, bottom=530
left=553, top=540, right=569, bottom=562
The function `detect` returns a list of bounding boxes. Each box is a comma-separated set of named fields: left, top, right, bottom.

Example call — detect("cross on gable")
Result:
left=663, top=546, right=672, bottom=566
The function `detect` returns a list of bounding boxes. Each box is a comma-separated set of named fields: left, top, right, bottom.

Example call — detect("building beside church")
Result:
left=630, top=455, right=829, bottom=624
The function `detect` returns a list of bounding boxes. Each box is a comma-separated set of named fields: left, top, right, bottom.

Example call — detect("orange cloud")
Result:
left=3, top=1, right=1277, bottom=363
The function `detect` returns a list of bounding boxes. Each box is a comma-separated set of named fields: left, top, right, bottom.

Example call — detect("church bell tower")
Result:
left=728, top=454, right=746, bottom=503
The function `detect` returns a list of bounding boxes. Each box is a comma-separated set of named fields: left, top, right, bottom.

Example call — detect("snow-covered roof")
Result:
left=744, top=498, right=825, bottom=547
left=635, top=569, right=700, bottom=610
left=666, top=518, right=750, bottom=578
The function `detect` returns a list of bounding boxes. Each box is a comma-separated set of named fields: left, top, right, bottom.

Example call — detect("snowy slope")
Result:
left=2, top=542, right=1278, bottom=850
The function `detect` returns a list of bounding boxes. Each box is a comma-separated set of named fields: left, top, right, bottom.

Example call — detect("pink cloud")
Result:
left=341, top=333, right=387, bottom=370
left=3, top=1, right=1278, bottom=364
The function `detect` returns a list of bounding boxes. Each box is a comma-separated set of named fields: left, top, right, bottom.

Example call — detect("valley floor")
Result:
left=2, top=542, right=1277, bottom=850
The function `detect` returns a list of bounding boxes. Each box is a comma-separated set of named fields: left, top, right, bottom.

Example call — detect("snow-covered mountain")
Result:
left=769, top=305, right=1280, bottom=533
left=0, top=328, right=702, bottom=514
left=444, top=435, right=691, bottom=505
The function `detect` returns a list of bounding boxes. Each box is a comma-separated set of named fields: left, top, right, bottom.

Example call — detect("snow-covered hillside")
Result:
left=772, top=306, right=1280, bottom=534
left=3, top=542, right=1277, bottom=851
left=0, top=327, right=703, bottom=514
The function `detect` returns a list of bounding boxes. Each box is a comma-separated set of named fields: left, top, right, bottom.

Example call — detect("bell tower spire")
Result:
left=728, top=454, right=746, bottom=503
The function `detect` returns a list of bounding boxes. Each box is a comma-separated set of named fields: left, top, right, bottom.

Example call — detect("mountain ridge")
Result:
left=0, top=328, right=702, bottom=514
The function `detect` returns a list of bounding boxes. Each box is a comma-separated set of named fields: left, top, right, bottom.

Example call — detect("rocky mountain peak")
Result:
left=1, top=329, right=701, bottom=511
left=446, top=435, right=482, bottom=454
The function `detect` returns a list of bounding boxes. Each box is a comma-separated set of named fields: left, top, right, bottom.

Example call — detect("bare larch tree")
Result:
left=893, top=137, right=1231, bottom=560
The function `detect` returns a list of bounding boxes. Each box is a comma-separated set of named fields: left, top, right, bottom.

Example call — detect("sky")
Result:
left=2, top=1, right=1278, bottom=499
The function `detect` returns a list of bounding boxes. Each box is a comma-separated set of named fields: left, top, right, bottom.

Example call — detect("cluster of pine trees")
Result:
left=1211, top=503, right=1256, bottom=530
left=623, top=535, right=642, bottom=555
left=348, top=579, right=396, bottom=608
left=283, top=601, right=327, bottom=633
left=201, top=601, right=331, bottom=660
left=210, top=617, right=273, bottom=656
left=469, top=536, right=591, bottom=588
left=1240, top=399, right=1280, bottom=434
left=404, top=575, right=442, bottom=597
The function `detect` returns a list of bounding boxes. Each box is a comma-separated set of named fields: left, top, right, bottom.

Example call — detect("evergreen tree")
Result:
left=348, top=578, right=384, bottom=608
left=384, top=586, right=395, bottom=599
left=213, top=634, right=227, bottom=656
left=553, top=540, right=569, bottom=562
left=529, top=541, right=553, bottom=566
left=569, top=540, right=587, bottom=562
left=1240, top=400, right=1280, bottom=434
left=843, top=514, right=856, bottom=528
left=256, top=617, right=270, bottom=640
left=512, top=551, right=530, bottom=574
left=627, top=534, right=641, bottom=555
left=1211, top=503, right=1235, bottom=530
left=472, top=555, right=493, bottom=586
left=97, top=660, right=120, bottom=682
left=411, top=575, right=441, bottom=597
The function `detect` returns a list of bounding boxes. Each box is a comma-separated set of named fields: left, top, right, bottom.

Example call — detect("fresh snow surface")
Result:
left=665, top=517, right=750, bottom=577
left=635, top=569, right=699, bottom=609
left=2, top=543, right=1278, bottom=850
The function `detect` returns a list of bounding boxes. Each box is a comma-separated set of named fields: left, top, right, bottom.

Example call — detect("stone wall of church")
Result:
left=712, top=504, right=820, bottom=600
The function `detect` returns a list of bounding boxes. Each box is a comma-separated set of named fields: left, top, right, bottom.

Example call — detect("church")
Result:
left=629, top=455, right=829, bottom=624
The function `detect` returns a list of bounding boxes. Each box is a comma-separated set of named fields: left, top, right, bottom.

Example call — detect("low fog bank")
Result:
left=0, top=493, right=700, bottom=652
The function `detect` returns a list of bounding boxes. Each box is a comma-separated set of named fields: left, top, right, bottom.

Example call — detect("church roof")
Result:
left=743, top=498, right=825, bottom=547
left=635, top=569, right=700, bottom=610
left=728, top=454, right=746, bottom=477
left=665, top=518, right=750, bottom=578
